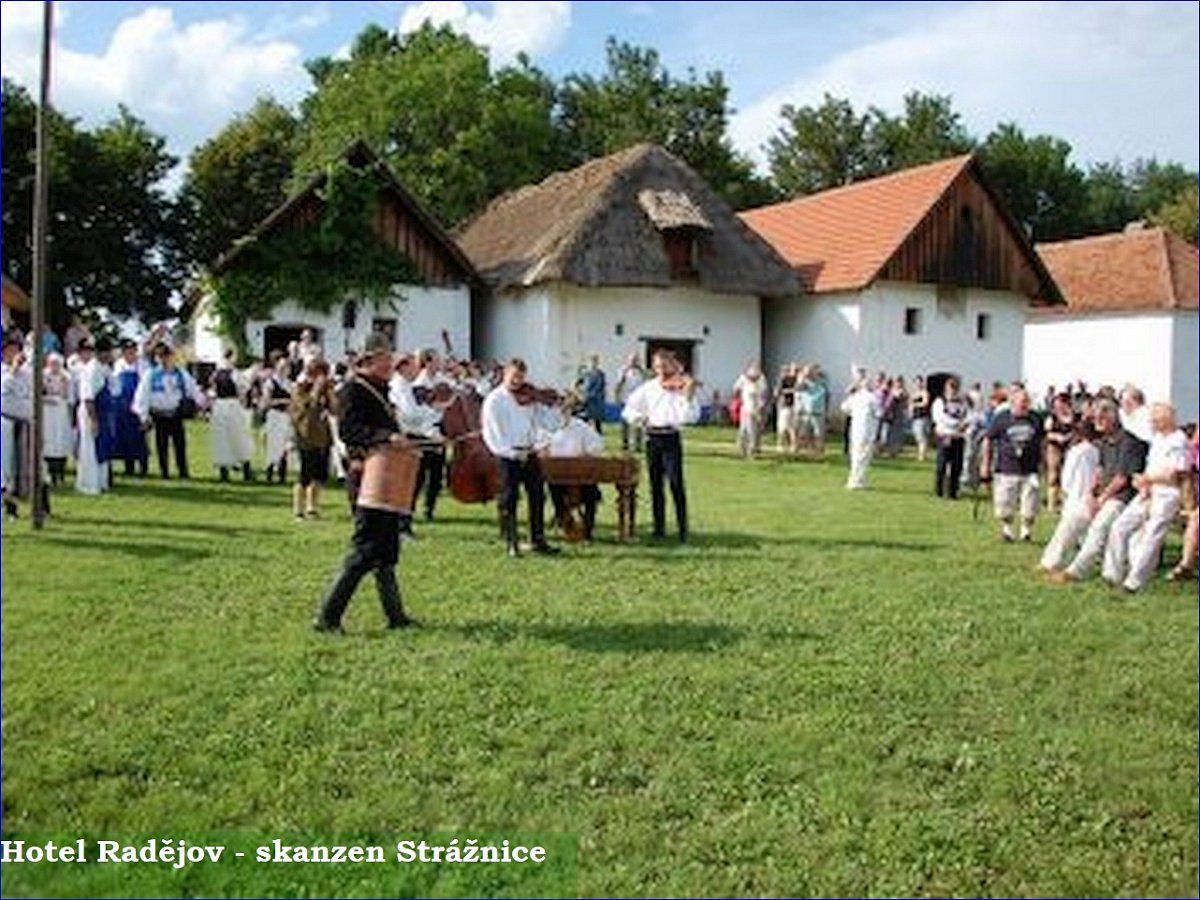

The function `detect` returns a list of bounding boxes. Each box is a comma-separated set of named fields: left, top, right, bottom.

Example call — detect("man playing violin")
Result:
left=621, top=349, right=701, bottom=542
left=390, top=353, right=447, bottom=534
left=312, top=332, right=416, bottom=633
left=480, top=358, right=561, bottom=558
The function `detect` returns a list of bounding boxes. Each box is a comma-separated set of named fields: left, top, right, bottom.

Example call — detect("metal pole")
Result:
left=30, top=0, right=54, bottom=530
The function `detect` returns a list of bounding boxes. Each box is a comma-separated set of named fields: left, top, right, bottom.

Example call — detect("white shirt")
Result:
left=547, top=417, right=605, bottom=457
left=481, top=386, right=557, bottom=460
left=1144, top=428, right=1189, bottom=499
left=841, top=387, right=880, bottom=443
left=621, top=379, right=700, bottom=430
left=1, top=362, right=32, bottom=421
left=389, top=373, right=441, bottom=438
left=78, top=358, right=111, bottom=406
left=1060, top=440, right=1100, bottom=509
left=733, top=373, right=769, bottom=411
left=932, top=394, right=969, bottom=439
left=1121, top=405, right=1153, bottom=444
left=133, top=364, right=200, bottom=419
left=615, top=366, right=645, bottom=404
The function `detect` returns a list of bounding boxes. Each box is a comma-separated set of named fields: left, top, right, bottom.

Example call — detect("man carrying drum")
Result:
left=313, top=332, right=417, bottom=633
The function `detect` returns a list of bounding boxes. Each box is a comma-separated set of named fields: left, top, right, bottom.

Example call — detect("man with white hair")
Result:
left=1102, top=402, right=1189, bottom=592
left=1048, top=399, right=1147, bottom=583
left=840, top=377, right=881, bottom=490
left=981, top=388, right=1043, bottom=541
left=732, top=363, right=769, bottom=458
left=1119, top=384, right=1152, bottom=444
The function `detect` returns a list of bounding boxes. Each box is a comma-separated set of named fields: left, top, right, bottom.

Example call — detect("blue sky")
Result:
left=2, top=0, right=1197, bottom=177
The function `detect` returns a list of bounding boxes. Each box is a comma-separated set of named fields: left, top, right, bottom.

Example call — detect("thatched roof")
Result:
left=455, top=143, right=798, bottom=297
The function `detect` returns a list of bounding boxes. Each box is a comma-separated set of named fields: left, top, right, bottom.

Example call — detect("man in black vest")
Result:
left=313, top=332, right=415, bottom=633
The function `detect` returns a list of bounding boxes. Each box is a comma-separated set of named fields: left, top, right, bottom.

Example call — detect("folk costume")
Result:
left=621, top=375, right=700, bottom=541
left=314, top=334, right=413, bottom=632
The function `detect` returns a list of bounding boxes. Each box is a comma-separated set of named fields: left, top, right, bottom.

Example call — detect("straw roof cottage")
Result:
left=457, top=143, right=797, bottom=399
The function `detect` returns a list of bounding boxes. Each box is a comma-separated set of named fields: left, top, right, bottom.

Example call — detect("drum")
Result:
left=357, top=444, right=421, bottom=513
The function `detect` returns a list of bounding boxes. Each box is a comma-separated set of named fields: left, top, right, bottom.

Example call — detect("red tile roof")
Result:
left=1036, top=227, right=1199, bottom=313
left=738, top=155, right=974, bottom=293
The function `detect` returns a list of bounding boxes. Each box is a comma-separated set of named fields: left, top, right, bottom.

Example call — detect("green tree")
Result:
left=1081, top=161, right=1137, bottom=236
left=1128, top=159, right=1197, bottom=220
left=558, top=39, right=776, bottom=209
left=766, top=94, right=880, bottom=195
left=977, top=123, right=1087, bottom=240
left=296, top=23, right=561, bottom=227
left=872, top=91, right=975, bottom=171
left=177, top=98, right=298, bottom=269
left=1, top=79, right=179, bottom=325
left=1148, top=184, right=1199, bottom=244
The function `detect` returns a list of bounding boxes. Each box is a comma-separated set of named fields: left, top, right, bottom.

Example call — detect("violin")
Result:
left=512, top=382, right=562, bottom=407
left=413, top=382, right=456, bottom=405
left=660, top=373, right=696, bottom=396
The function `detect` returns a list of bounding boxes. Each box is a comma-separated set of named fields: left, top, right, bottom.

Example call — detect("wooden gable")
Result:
left=881, top=162, right=1059, bottom=303
left=213, top=141, right=480, bottom=291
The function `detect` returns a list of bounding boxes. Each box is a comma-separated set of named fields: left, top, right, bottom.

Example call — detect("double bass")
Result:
left=442, top=384, right=499, bottom=504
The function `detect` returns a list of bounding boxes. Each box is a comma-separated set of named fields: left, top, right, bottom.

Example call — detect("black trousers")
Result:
left=498, top=456, right=546, bottom=545
left=647, top=431, right=687, bottom=538
left=411, top=444, right=445, bottom=518
left=151, top=412, right=188, bottom=478
left=316, top=507, right=406, bottom=628
left=935, top=437, right=964, bottom=499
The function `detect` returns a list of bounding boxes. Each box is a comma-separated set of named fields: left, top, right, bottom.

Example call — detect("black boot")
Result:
left=242, top=461, right=254, bottom=482
left=219, top=467, right=230, bottom=482
left=502, top=513, right=520, bottom=558
left=377, top=566, right=414, bottom=628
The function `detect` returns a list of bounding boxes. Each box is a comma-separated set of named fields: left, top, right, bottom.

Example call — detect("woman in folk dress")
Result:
left=41, top=353, right=75, bottom=486
left=260, top=356, right=294, bottom=483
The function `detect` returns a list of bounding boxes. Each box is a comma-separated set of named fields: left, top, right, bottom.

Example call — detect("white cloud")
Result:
left=399, top=0, right=571, bottom=63
left=730, top=1, right=1199, bottom=170
left=1, top=3, right=311, bottom=163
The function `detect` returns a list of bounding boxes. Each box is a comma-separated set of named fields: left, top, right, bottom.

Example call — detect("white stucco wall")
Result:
left=477, top=283, right=761, bottom=399
left=1172, top=311, right=1198, bottom=417
left=192, top=284, right=470, bottom=362
left=765, top=281, right=1029, bottom=399
left=1024, top=311, right=1196, bottom=414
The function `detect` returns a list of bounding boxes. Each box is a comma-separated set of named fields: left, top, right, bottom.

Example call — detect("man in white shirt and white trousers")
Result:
left=841, top=378, right=882, bottom=490
left=481, top=358, right=560, bottom=558
left=621, top=349, right=700, bottom=541
left=1102, top=402, right=1189, bottom=592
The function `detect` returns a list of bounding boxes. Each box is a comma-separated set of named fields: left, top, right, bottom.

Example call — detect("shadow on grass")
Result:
left=684, top=531, right=942, bottom=553
left=55, top=513, right=265, bottom=537
left=440, top=618, right=745, bottom=653
left=114, top=479, right=288, bottom=507
left=32, top=534, right=214, bottom=562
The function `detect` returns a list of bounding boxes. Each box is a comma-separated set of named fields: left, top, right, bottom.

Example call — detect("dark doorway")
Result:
left=927, top=370, right=960, bottom=401
left=643, top=337, right=697, bottom=374
left=263, top=325, right=321, bottom=360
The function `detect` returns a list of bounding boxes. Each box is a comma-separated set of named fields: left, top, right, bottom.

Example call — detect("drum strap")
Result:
left=353, top=375, right=395, bottom=419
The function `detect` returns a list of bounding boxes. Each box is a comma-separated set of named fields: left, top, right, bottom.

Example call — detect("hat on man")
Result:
left=360, top=331, right=393, bottom=358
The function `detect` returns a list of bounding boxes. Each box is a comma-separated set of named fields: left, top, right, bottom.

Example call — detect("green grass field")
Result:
left=2, top=425, right=1197, bottom=898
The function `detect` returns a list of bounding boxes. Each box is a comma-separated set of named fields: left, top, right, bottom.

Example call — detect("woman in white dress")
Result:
left=260, top=356, right=294, bottom=483
left=42, top=353, right=75, bottom=486
left=209, top=350, right=255, bottom=481
left=74, top=339, right=112, bottom=495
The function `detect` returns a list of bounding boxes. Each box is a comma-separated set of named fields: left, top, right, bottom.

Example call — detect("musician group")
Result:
left=311, top=332, right=699, bottom=632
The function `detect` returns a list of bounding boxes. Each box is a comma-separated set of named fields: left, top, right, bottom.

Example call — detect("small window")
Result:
left=614, top=323, right=624, bottom=337
left=903, top=307, right=923, bottom=335
left=663, top=230, right=698, bottom=278
left=976, top=312, right=992, bottom=341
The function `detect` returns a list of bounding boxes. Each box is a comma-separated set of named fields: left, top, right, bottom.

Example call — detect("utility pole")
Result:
left=30, top=0, right=54, bottom=530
